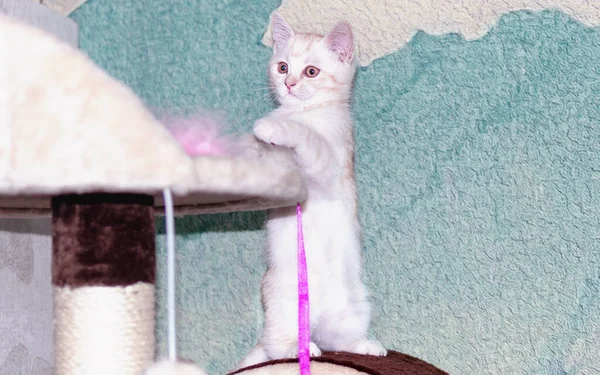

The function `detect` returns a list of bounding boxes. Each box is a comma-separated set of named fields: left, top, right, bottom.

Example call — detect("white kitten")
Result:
left=237, top=13, right=386, bottom=369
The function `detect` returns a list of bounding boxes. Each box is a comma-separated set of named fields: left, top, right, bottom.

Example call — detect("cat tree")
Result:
left=0, top=12, right=448, bottom=375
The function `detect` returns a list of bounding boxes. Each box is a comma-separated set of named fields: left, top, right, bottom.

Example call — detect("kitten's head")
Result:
left=268, top=13, right=357, bottom=108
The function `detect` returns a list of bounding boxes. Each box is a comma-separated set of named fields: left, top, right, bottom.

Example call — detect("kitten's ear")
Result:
left=271, top=12, right=294, bottom=53
left=326, top=21, right=354, bottom=62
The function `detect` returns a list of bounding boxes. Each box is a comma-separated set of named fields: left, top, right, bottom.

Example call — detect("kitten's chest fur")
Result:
left=266, top=105, right=361, bottom=295
left=277, top=105, right=356, bottom=196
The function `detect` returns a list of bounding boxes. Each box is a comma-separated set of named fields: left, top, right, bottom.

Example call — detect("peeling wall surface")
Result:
left=70, top=1, right=600, bottom=374
left=267, top=0, right=600, bottom=66
left=29, top=0, right=88, bottom=16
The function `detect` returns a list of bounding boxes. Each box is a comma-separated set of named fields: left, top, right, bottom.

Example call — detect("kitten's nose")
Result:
left=285, top=78, right=297, bottom=90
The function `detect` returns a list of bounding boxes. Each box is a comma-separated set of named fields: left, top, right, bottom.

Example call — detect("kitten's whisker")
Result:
left=254, top=89, right=274, bottom=93
left=252, top=88, right=274, bottom=93
left=253, top=85, right=276, bottom=91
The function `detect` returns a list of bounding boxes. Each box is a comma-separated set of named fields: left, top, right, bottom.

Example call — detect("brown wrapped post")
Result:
left=51, top=193, right=156, bottom=375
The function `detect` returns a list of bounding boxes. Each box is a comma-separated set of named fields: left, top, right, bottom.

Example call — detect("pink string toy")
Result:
left=162, top=111, right=233, bottom=156
left=296, top=203, right=311, bottom=375
left=167, top=112, right=311, bottom=374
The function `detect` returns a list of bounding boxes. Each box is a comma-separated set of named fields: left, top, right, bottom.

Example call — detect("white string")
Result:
left=163, top=188, right=177, bottom=361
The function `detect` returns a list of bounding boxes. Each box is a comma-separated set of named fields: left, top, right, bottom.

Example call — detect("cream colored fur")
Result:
left=237, top=13, right=385, bottom=370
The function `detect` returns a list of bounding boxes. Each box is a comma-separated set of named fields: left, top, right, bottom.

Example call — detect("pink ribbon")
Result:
left=297, top=203, right=311, bottom=375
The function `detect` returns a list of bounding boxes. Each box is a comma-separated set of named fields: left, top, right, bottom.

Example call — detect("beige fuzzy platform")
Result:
left=0, top=14, right=306, bottom=218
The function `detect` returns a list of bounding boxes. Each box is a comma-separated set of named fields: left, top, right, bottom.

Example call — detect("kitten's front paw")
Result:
left=253, top=118, right=284, bottom=146
left=349, top=339, right=387, bottom=356
left=284, top=342, right=322, bottom=359
left=236, top=344, right=269, bottom=370
left=267, top=341, right=322, bottom=360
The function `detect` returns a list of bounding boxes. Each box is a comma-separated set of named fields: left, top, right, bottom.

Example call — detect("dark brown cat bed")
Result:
left=229, top=351, right=448, bottom=375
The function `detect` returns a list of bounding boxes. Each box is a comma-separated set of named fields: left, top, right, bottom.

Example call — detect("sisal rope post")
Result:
left=51, top=193, right=157, bottom=375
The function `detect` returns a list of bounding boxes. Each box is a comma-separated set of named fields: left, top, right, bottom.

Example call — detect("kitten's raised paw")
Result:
left=253, top=118, right=283, bottom=146
left=349, top=339, right=387, bottom=356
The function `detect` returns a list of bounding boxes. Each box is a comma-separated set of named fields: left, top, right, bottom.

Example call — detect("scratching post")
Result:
left=51, top=194, right=156, bottom=375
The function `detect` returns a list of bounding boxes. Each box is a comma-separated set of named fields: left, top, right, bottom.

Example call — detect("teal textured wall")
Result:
left=72, top=2, right=600, bottom=374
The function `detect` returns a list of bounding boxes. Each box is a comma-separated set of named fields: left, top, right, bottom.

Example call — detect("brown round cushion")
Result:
left=229, top=351, right=448, bottom=375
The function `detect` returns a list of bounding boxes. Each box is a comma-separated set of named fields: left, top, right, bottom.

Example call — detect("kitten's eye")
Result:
left=304, top=66, right=320, bottom=78
left=277, top=62, right=288, bottom=74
